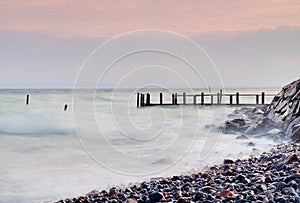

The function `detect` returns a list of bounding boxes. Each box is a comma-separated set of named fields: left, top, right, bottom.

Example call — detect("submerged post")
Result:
left=26, top=94, right=29, bottom=105
left=220, top=89, right=223, bottom=103
left=160, top=93, right=163, bottom=105
left=183, top=93, right=186, bottom=105
left=236, top=92, right=240, bottom=104
left=193, top=95, right=197, bottom=105
left=64, top=104, right=68, bottom=111
left=201, top=92, right=204, bottom=105
left=256, top=95, right=259, bottom=105
left=261, top=92, right=265, bottom=105
left=146, top=93, right=150, bottom=106
left=211, top=95, right=213, bottom=105
left=229, top=95, right=233, bottom=105
left=175, top=93, right=178, bottom=105
left=137, top=93, right=140, bottom=108
left=217, top=92, right=220, bottom=104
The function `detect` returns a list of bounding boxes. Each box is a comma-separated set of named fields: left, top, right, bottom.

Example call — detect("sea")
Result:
left=0, top=88, right=280, bottom=202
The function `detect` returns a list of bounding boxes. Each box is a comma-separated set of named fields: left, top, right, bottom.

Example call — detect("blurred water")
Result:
left=0, top=88, right=279, bottom=202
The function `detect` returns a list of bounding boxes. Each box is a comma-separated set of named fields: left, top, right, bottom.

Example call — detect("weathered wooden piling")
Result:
left=174, top=93, right=178, bottom=105
left=217, top=92, right=220, bottom=104
left=201, top=92, right=204, bottom=105
left=261, top=92, right=265, bottom=105
left=183, top=93, right=186, bottom=105
left=256, top=95, right=259, bottom=105
left=193, top=95, right=197, bottom=105
left=137, top=93, right=140, bottom=108
left=220, top=89, right=223, bottom=103
left=236, top=92, right=240, bottom=104
left=26, top=94, right=29, bottom=105
left=229, top=95, right=233, bottom=105
left=64, top=104, right=68, bottom=111
left=146, top=93, right=150, bottom=106
left=172, top=93, right=175, bottom=105
left=211, top=95, right=213, bottom=105
left=160, top=93, right=163, bottom=105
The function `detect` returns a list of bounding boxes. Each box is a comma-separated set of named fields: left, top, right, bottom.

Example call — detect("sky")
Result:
left=0, top=0, right=300, bottom=88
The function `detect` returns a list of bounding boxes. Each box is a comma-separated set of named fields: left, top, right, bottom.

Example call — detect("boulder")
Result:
left=236, top=134, right=249, bottom=139
left=245, top=117, right=277, bottom=134
left=266, top=79, right=300, bottom=137
left=291, top=123, right=300, bottom=140
left=247, top=142, right=255, bottom=147
left=224, top=118, right=250, bottom=134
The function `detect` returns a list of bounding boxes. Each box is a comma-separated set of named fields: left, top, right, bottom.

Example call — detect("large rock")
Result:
left=266, top=79, right=300, bottom=138
left=291, top=124, right=300, bottom=140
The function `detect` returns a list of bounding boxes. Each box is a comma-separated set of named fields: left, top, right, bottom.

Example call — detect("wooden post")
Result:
left=193, top=95, right=197, bottom=105
left=64, top=104, right=68, bottom=111
left=146, top=93, right=150, bottom=106
left=175, top=93, right=178, bottom=105
left=160, top=93, right=163, bottom=105
left=137, top=93, right=140, bottom=108
left=229, top=95, right=233, bottom=105
left=217, top=92, right=220, bottom=104
left=236, top=92, right=239, bottom=104
left=141, top=94, right=145, bottom=106
left=201, top=92, right=204, bottom=105
left=256, top=95, right=259, bottom=105
left=183, top=93, right=186, bottom=105
left=220, top=89, right=223, bottom=104
left=26, top=94, right=29, bottom=105
left=261, top=92, right=265, bottom=105
left=172, top=93, right=175, bottom=105
left=211, top=95, right=213, bottom=105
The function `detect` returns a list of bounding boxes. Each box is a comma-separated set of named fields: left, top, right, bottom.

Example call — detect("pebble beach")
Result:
left=56, top=141, right=300, bottom=203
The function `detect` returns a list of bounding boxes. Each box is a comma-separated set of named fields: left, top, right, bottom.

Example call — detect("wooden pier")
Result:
left=136, top=91, right=275, bottom=108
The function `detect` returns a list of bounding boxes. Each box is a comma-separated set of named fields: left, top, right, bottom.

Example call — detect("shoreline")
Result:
left=56, top=139, right=300, bottom=203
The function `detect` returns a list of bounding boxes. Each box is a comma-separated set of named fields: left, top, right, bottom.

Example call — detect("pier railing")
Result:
left=137, top=91, right=276, bottom=108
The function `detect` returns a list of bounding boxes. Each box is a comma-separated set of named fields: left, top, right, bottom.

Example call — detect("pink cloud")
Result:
left=0, top=0, right=299, bottom=38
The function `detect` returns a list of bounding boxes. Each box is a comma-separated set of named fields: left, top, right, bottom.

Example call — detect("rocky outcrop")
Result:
left=266, top=79, right=300, bottom=139
left=223, top=78, right=300, bottom=140
left=223, top=106, right=282, bottom=140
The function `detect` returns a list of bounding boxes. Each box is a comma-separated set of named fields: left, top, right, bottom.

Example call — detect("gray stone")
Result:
left=149, top=192, right=164, bottom=202
left=247, top=142, right=255, bottom=147
left=291, top=124, right=300, bottom=140
left=236, top=134, right=249, bottom=139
